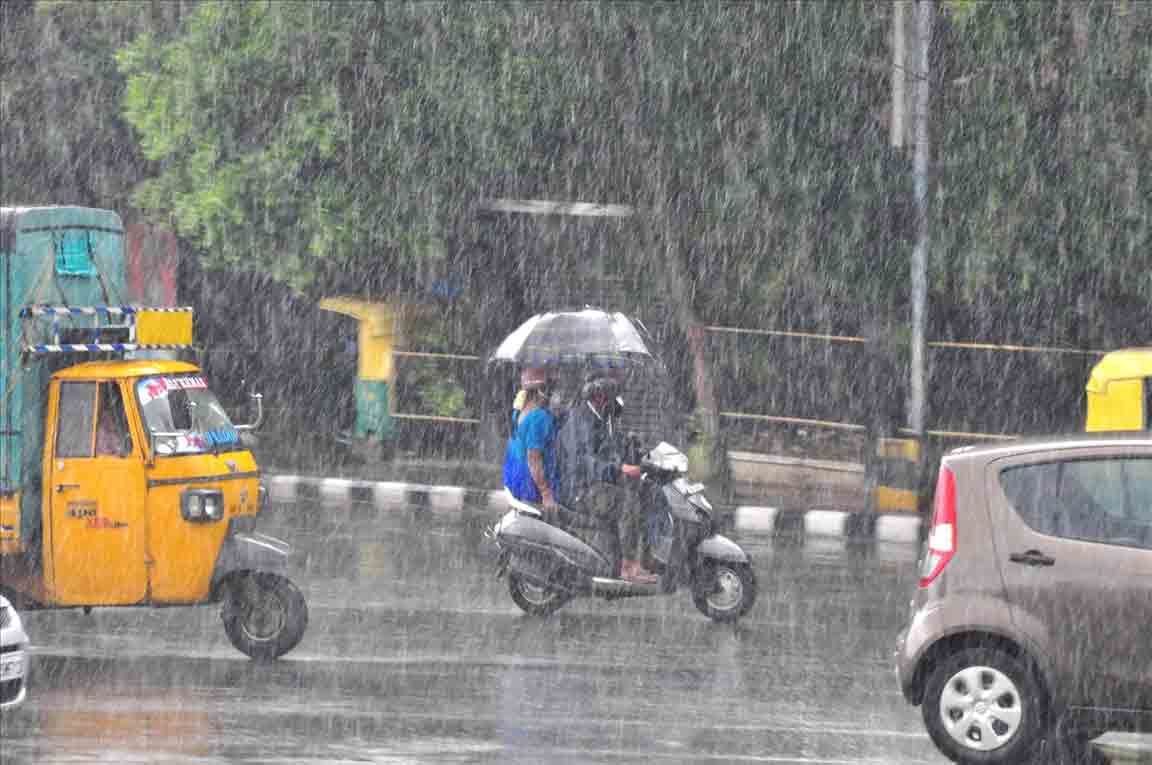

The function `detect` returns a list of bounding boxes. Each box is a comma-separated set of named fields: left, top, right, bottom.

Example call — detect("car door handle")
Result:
left=55, top=483, right=81, bottom=493
left=1009, top=550, right=1056, bottom=567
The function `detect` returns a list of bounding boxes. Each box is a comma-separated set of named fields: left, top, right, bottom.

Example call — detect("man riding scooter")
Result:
left=554, top=372, right=658, bottom=583
left=491, top=310, right=757, bottom=620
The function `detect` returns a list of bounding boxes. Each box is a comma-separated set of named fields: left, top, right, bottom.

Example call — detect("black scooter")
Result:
left=489, top=443, right=757, bottom=622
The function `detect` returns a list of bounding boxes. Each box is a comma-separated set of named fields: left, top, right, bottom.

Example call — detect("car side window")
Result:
left=1000, top=457, right=1152, bottom=550
left=1125, top=459, right=1152, bottom=524
left=1062, top=460, right=1125, bottom=518
left=1000, top=462, right=1063, bottom=536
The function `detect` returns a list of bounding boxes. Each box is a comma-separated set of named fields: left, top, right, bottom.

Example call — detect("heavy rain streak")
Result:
left=1, top=2, right=1150, bottom=765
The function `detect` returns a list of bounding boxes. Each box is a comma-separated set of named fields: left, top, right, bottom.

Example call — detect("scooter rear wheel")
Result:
left=508, top=572, right=569, bottom=617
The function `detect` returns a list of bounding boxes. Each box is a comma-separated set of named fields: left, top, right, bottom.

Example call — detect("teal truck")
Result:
left=1, top=206, right=132, bottom=553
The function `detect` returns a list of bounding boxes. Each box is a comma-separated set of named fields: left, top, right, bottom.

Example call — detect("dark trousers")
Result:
left=579, top=482, right=646, bottom=567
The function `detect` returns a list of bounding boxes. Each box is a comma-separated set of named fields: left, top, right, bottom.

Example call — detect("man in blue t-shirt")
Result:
left=503, top=368, right=560, bottom=509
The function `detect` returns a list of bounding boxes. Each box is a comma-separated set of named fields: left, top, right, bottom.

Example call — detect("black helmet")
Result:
left=582, top=372, right=621, bottom=401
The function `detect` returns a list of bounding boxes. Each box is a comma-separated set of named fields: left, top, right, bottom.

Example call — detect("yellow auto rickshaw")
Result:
left=1, top=206, right=307, bottom=659
left=1085, top=347, right=1152, bottom=432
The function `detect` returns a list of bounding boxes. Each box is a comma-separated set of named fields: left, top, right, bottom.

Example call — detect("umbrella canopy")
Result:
left=489, top=309, right=658, bottom=369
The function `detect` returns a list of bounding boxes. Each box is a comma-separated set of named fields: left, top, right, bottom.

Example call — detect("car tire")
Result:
left=921, top=647, right=1047, bottom=764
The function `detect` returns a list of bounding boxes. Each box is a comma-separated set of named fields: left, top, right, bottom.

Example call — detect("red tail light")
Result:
left=919, top=466, right=957, bottom=588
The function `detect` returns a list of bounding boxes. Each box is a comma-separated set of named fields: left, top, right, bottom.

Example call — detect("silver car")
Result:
left=0, top=594, right=29, bottom=713
left=895, top=433, right=1152, bottom=764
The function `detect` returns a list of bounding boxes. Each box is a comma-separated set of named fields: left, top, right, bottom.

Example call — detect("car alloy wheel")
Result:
left=938, top=665, right=1023, bottom=751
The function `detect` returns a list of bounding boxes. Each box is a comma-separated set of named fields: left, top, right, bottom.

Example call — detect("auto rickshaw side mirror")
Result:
left=146, top=430, right=180, bottom=467
left=234, top=392, right=264, bottom=433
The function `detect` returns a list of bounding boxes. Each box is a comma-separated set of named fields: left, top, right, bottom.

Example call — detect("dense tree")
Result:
left=0, top=0, right=191, bottom=209
left=3, top=1, right=1148, bottom=461
left=935, top=0, right=1151, bottom=347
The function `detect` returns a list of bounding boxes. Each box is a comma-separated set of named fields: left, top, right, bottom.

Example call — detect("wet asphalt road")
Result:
left=0, top=502, right=1144, bottom=764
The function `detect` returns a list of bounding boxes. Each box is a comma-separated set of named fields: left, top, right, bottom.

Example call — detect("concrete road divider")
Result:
left=263, top=474, right=924, bottom=546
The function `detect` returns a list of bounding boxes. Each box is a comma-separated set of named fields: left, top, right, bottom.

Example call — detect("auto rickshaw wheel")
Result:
left=221, top=572, right=308, bottom=661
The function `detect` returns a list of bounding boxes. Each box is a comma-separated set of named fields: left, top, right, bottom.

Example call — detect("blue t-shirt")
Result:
left=503, top=407, right=559, bottom=502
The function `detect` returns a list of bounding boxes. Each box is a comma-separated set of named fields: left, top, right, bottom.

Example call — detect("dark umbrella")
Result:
left=489, top=309, right=658, bottom=369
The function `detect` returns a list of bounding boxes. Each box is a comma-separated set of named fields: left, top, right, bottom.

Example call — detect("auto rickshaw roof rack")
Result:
left=18, top=304, right=195, bottom=356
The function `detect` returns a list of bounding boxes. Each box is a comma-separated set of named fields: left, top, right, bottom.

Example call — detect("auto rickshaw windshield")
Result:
left=135, top=374, right=241, bottom=455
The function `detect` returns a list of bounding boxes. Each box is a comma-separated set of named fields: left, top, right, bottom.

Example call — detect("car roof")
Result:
left=945, top=431, right=1152, bottom=462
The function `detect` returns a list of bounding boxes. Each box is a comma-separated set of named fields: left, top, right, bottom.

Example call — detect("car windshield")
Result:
left=135, top=375, right=241, bottom=456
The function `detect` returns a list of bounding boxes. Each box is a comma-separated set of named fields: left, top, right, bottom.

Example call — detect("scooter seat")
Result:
left=503, top=489, right=604, bottom=532
left=550, top=505, right=607, bottom=532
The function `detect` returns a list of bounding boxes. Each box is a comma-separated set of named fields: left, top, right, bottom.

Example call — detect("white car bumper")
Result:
left=0, top=598, right=30, bottom=711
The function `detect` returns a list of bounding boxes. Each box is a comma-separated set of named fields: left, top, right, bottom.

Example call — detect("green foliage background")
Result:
left=2, top=0, right=1148, bottom=448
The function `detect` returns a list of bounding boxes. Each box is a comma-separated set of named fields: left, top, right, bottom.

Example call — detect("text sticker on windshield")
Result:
left=140, top=376, right=207, bottom=402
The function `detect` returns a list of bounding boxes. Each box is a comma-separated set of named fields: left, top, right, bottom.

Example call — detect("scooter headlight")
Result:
left=181, top=489, right=225, bottom=523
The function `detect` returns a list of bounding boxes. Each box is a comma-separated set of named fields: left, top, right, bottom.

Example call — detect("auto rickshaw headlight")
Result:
left=204, top=494, right=223, bottom=521
left=182, top=489, right=225, bottom=523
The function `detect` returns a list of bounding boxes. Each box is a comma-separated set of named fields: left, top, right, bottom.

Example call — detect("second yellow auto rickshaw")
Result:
left=1085, top=347, right=1152, bottom=432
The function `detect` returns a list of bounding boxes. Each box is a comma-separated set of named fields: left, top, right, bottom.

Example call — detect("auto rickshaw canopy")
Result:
left=1085, top=347, right=1152, bottom=432
left=1086, top=348, right=1152, bottom=394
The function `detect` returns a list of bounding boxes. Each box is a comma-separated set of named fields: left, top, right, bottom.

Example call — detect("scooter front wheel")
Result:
left=221, top=572, right=309, bottom=660
left=508, top=572, right=569, bottom=617
left=693, top=562, right=757, bottom=623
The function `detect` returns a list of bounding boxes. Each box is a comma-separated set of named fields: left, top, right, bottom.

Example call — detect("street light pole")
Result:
left=891, top=1, right=908, bottom=149
left=909, top=0, right=933, bottom=437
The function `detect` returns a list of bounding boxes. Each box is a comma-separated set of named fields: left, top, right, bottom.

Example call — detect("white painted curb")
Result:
left=804, top=509, right=849, bottom=539
left=427, top=485, right=465, bottom=512
left=734, top=506, right=778, bottom=534
left=262, top=474, right=923, bottom=546
left=266, top=474, right=301, bottom=504
left=875, top=514, right=923, bottom=544
left=372, top=482, right=409, bottom=510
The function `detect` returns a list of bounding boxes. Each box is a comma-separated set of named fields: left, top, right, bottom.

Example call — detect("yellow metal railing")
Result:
left=386, top=324, right=1109, bottom=436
